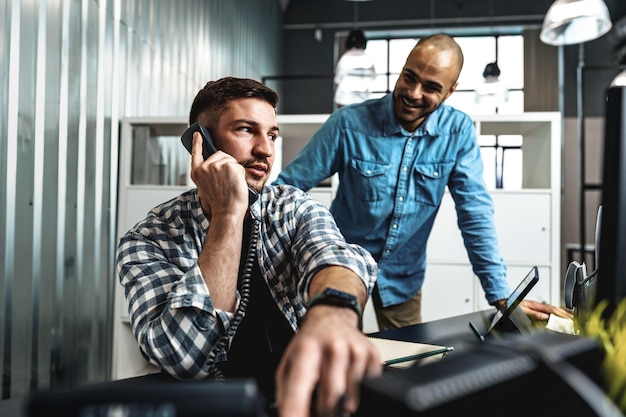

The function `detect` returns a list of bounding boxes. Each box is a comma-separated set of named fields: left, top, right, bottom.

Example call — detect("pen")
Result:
left=382, top=346, right=454, bottom=366
left=469, top=321, right=485, bottom=342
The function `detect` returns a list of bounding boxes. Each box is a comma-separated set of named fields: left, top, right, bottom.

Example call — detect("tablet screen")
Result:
left=487, top=266, right=539, bottom=334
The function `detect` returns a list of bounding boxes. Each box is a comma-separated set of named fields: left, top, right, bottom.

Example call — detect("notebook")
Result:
left=368, top=337, right=452, bottom=368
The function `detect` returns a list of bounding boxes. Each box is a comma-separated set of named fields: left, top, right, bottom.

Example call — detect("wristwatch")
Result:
left=307, top=287, right=363, bottom=329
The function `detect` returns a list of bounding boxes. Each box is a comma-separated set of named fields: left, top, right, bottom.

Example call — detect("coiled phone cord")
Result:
left=207, top=219, right=260, bottom=382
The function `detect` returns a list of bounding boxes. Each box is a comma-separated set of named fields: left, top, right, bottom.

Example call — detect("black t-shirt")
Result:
left=217, top=219, right=295, bottom=403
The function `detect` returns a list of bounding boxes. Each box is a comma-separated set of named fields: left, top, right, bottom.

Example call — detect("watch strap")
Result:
left=307, top=288, right=363, bottom=329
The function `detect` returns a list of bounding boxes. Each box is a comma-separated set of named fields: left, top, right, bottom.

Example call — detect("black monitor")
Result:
left=25, top=375, right=268, bottom=417
left=356, top=332, right=615, bottom=417
left=595, top=82, right=626, bottom=315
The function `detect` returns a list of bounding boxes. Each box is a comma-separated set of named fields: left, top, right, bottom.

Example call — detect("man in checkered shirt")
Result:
left=116, top=77, right=380, bottom=417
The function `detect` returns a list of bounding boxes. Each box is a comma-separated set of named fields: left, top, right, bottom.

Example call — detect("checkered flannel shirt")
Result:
left=116, top=184, right=377, bottom=379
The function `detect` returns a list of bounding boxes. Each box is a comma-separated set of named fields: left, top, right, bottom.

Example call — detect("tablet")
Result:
left=487, top=266, right=539, bottom=334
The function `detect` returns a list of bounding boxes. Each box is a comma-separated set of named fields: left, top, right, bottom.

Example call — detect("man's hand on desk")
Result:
left=274, top=305, right=382, bottom=417
left=494, top=299, right=574, bottom=321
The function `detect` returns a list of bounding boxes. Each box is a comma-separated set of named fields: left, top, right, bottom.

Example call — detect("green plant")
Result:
left=578, top=298, right=626, bottom=413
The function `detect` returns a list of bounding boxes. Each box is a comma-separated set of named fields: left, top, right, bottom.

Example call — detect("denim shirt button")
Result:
left=433, top=171, right=439, bottom=176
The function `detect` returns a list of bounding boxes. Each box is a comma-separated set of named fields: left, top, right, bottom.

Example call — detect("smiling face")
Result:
left=210, top=97, right=279, bottom=192
left=393, top=36, right=463, bottom=132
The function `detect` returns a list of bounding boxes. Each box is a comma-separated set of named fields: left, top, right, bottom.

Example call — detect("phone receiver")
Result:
left=181, top=122, right=259, bottom=205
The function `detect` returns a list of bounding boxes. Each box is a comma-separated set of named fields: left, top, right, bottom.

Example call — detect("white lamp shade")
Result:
left=540, top=0, right=612, bottom=46
left=611, top=70, right=626, bottom=87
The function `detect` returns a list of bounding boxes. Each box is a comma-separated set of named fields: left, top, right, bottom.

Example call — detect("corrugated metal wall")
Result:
left=0, top=0, right=282, bottom=399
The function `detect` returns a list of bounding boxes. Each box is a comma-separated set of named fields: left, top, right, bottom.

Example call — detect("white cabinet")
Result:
left=113, top=117, right=192, bottom=380
left=276, top=114, right=337, bottom=204
left=276, top=113, right=562, bottom=324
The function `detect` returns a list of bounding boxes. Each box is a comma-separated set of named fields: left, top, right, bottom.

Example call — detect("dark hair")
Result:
left=345, top=29, right=367, bottom=50
left=188, top=77, right=279, bottom=127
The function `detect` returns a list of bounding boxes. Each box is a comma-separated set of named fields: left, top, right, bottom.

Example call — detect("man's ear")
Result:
left=444, top=81, right=458, bottom=101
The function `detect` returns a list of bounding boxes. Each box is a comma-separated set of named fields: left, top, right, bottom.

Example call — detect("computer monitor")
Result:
left=356, top=332, right=614, bottom=417
left=25, top=376, right=267, bottom=417
left=595, top=82, right=626, bottom=316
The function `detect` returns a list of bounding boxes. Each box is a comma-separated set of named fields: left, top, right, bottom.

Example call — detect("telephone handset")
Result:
left=181, top=122, right=259, bottom=382
left=181, top=122, right=259, bottom=205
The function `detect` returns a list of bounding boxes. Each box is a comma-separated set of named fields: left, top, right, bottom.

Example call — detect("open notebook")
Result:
left=368, top=337, right=452, bottom=368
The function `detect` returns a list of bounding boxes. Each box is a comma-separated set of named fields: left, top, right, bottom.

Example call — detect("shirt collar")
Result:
left=381, top=93, right=446, bottom=138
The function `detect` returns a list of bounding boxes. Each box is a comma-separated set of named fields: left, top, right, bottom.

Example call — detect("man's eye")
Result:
left=403, top=73, right=416, bottom=83
left=424, top=84, right=440, bottom=93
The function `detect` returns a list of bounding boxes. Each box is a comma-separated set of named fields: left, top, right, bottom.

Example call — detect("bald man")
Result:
left=275, top=34, right=571, bottom=330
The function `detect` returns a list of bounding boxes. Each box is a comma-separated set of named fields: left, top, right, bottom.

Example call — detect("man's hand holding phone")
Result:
left=182, top=122, right=259, bottom=207
left=189, top=131, right=250, bottom=217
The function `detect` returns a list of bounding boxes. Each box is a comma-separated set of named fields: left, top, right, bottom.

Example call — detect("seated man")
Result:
left=115, top=77, right=381, bottom=417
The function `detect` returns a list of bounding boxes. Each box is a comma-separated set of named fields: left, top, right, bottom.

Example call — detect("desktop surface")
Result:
left=1, top=310, right=610, bottom=417
left=360, top=311, right=612, bottom=417
left=369, top=309, right=495, bottom=350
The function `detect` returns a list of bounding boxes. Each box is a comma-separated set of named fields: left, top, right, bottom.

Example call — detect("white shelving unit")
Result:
left=276, top=113, right=562, bottom=323
left=112, top=112, right=561, bottom=379
left=113, top=117, right=192, bottom=380
left=276, top=114, right=337, bottom=205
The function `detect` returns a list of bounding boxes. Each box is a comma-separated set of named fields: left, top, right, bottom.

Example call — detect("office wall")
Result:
left=0, top=0, right=282, bottom=400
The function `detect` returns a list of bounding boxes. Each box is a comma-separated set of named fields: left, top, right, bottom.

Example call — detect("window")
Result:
left=360, top=34, right=525, bottom=189
left=366, top=35, right=524, bottom=115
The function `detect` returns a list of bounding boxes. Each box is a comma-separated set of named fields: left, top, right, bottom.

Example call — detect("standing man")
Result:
left=275, top=34, right=569, bottom=330
left=116, top=77, right=380, bottom=417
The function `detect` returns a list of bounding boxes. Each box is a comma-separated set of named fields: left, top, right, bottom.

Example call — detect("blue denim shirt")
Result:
left=275, top=93, right=510, bottom=307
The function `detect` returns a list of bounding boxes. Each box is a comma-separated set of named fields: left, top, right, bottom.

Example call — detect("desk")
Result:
left=1, top=312, right=494, bottom=417
left=369, top=309, right=494, bottom=349
left=2, top=310, right=609, bottom=417
left=359, top=312, right=612, bottom=417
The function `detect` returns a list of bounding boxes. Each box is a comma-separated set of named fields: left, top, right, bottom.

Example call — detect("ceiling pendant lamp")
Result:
left=611, top=69, right=626, bottom=87
left=540, top=0, right=612, bottom=46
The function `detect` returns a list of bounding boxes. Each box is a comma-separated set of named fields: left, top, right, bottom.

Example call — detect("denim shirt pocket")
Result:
left=348, top=159, right=390, bottom=202
left=413, top=162, right=454, bottom=206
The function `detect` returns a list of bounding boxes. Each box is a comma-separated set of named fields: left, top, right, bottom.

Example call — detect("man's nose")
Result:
left=408, top=83, right=423, bottom=99
left=253, top=135, right=274, bottom=156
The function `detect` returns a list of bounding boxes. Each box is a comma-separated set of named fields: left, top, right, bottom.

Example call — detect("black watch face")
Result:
left=325, top=288, right=357, bottom=304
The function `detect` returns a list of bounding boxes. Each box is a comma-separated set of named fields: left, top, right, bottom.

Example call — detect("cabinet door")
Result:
left=426, top=193, right=466, bottom=262
left=422, top=264, right=475, bottom=322
left=307, top=187, right=333, bottom=209
left=492, top=192, right=551, bottom=265
left=427, top=191, right=551, bottom=265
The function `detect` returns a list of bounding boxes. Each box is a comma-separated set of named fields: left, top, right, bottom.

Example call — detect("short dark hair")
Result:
left=188, top=77, right=279, bottom=128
